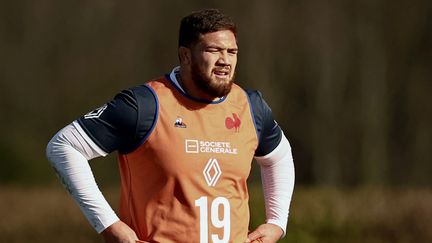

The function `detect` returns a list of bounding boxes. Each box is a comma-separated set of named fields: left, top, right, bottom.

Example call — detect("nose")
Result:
left=217, top=50, right=230, bottom=66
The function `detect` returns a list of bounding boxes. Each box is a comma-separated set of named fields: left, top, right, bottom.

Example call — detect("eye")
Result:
left=206, top=48, right=219, bottom=53
left=228, top=49, right=238, bottom=55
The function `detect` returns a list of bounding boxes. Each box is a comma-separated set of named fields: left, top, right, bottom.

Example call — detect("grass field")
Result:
left=0, top=185, right=431, bottom=243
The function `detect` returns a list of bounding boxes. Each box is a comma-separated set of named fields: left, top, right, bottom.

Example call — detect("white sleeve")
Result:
left=46, top=121, right=119, bottom=233
left=254, top=132, right=295, bottom=237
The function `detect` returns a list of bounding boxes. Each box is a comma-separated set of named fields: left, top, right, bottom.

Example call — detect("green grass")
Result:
left=0, top=185, right=431, bottom=242
left=249, top=185, right=432, bottom=243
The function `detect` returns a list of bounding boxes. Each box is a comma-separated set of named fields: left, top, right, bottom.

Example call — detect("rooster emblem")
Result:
left=225, top=113, right=241, bottom=132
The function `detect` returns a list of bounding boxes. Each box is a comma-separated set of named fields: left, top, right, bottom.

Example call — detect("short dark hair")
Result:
left=178, top=9, right=237, bottom=47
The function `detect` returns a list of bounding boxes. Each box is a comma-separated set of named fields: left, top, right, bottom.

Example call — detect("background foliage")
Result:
left=0, top=0, right=431, bottom=242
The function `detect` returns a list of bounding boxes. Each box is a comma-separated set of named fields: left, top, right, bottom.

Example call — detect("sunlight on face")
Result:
left=190, top=30, right=238, bottom=98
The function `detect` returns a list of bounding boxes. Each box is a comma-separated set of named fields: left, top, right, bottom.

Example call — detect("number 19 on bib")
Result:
left=195, top=196, right=230, bottom=243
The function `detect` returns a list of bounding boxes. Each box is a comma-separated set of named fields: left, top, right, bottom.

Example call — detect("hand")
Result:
left=101, top=220, right=141, bottom=243
left=245, top=223, right=284, bottom=243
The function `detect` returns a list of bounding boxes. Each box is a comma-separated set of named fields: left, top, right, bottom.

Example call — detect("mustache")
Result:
left=213, top=66, right=231, bottom=73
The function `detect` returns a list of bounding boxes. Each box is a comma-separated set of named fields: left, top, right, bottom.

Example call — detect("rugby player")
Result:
left=46, top=9, right=295, bottom=243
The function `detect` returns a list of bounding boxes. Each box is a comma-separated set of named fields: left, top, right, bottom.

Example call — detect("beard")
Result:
left=191, top=61, right=234, bottom=98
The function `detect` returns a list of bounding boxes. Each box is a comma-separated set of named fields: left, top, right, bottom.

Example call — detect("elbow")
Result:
left=46, top=134, right=64, bottom=168
left=46, top=137, right=56, bottom=166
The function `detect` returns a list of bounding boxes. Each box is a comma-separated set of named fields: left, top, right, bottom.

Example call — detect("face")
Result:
left=189, top=30, right=238, bottom=98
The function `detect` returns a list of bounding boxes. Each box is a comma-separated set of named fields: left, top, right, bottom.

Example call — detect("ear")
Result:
left=179, top=46, right=191, bottom=65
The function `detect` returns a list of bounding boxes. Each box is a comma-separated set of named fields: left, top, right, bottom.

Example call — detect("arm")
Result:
left=46, top=122, right=119, bottom=232
left=255, top=133, right=295, bottom=239
left=46, top=85, right=157, bottom=241
left=46, top=122, right=139, bottom=242
left=246, top=90, right=295, bottom=242
left=247, top=134, right=295, bottom=243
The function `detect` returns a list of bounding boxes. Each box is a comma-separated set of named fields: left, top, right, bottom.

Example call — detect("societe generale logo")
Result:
left=184, top=140, right=238, bottom=155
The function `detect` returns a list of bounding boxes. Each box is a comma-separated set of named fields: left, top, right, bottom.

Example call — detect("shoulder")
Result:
left=77, top=84, right=158, bottom=154
left=244, top=89, right=269, bottom=124
left=245, top=89, right=265, bottom=106
left=128, top=84, right=158, bottom=104
left=244, top=88, right=283, bottom=156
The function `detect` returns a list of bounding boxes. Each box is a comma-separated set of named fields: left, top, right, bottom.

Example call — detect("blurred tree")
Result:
left=0, top=0, right=431, bottom=186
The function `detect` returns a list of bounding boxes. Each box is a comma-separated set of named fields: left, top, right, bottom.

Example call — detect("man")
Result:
left=46, top=9, right=295, bottom=243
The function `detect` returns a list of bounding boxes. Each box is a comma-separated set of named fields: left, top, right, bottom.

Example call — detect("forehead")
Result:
left=196, top=30, right=237, bottom=48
